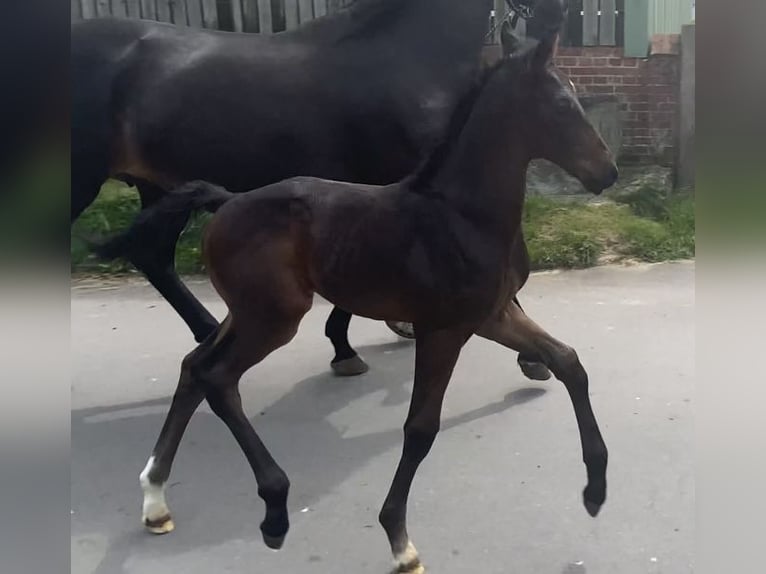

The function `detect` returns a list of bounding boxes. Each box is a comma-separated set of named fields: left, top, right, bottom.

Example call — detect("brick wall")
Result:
left=554, top=46, right=680, bottom=165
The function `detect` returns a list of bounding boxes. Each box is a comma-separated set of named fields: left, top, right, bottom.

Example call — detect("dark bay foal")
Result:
left=139, top=36, right=617, bottom=572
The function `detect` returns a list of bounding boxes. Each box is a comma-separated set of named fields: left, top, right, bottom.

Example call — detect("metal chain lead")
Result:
left=485, top=0, right=538, bottom=41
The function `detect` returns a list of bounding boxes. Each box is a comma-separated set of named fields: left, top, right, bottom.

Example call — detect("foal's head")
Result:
left=509, top=35, right=619, bottom=194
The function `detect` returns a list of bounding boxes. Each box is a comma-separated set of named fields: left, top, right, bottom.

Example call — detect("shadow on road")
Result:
left=72, top=340, right=546, bottom=573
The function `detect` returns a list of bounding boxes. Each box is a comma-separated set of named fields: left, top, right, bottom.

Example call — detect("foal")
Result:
left=139, top=36, right=617, bottom=572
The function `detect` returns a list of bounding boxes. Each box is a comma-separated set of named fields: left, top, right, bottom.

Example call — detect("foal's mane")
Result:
left=406, top=48, right=532, bottom=192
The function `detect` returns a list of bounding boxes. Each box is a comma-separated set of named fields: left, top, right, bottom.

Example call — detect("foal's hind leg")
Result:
left=141, top=308, right=307, bottom=546
left=379, top=327, right=471, bottom=573
left=477, top=303, right=609, bottom=516
left=139, top=333, right=212, bottom=534
left=325, top=307, right=370, bottom=376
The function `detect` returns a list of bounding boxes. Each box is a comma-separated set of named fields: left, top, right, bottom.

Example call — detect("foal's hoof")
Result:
left=518, top=358, right=552, bottom=381
left=386, top=321, right=416, bottom=339
left=331, top=355, right=370, bottom=377
left=393, top=561, right=425, bottom=574
left=583, top=485, right=606, bottom=517
left=143, top=514, right=175, bottom=535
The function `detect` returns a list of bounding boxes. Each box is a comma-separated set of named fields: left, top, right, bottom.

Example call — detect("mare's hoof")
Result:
left=386, top=321, right=416, bottom=339
left=143, top=515, right=175, bottom=535
left=261, top=531, right=287, bottom=551
left=331, top=355, right=369, bottom=377
left=518, top=358, right=552, bottom=381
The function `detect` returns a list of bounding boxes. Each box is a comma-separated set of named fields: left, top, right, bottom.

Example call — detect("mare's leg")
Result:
left=130, top=182, right=219, bottom=342
left=477, top=303, right=609, bottom=516
left=140, top=308, right=306, bottom=547
left=325, top=306, right=369, bottom=376
left=379, top=328, right=471, bottom=573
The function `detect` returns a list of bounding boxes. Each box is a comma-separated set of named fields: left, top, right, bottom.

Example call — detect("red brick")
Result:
left=588, top=85, right=615, bottom=94
left=556, top=57, right=578, bottom=67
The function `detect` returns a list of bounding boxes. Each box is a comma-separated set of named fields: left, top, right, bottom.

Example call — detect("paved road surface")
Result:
left=71, top=262, right=694, bottom=574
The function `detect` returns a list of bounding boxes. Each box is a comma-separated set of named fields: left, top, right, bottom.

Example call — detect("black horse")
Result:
left=72, top=0, right=564, bottom=375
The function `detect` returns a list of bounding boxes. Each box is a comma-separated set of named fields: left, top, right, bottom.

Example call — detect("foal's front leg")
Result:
left=477, top=302, right=609, bottom=516
left=379, top=327, right=471, bottom=573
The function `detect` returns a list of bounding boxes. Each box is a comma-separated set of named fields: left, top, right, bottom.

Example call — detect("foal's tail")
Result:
left=149, top=180, right=236, bottom=216
left=92, top=181, right=235, bottom=261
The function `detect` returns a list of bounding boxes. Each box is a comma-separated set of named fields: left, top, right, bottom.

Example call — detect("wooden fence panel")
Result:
left=173, top=0, right=189, bottom=25
left=600, top=0, right=617, bottom=46
left=284, top=0, right=299, bottom=29
left=231, top=0, right=245, bottom=31
left=242, top=0, right=258, bottom=31
left=111, top=0, right=128, bottom=18
left=156, top=0, right=173, bottom=22
left=187, top=0, right=204, bottom=27
left=140, top=0, right=157, bottom=20
left=200, top=0, right=218, bottom=28
left=582, top=0, right=599, bottom=46
left=95, top=0, right=112, bottom=17
left=258, top=0, right=273, bottom=33
left=71, top=0, right=519, bottom=42
left=79, top=0, right=96, bottom=19
left=515, top=13, right=526, bottom=37
left=298, top=0, right=313, bottom=24
left=124, top=0, right=142, bottom=18
left=492, top=0, right=505, bottom=45
left=313, top=0, right=326, bottom=19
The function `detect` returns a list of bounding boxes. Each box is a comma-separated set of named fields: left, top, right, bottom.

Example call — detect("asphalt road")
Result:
left=71, top=262, right=694, bottom=574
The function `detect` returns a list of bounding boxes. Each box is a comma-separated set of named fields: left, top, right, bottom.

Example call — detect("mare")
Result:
left=71, top=0, right=566, bottom=376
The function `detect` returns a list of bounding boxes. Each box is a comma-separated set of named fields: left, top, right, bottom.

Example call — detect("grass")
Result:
left=71, top=180, right=212, bottom=274
left=71, top=180, right=695, bottom=274
left=524, top=185, right=695, bottom=269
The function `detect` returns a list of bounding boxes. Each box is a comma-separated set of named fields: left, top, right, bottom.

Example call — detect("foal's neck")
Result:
left=433, top=65, right=531, bottom=230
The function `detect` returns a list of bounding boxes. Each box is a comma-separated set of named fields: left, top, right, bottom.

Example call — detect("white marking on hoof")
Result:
left=394, top=541, right=423, bottom=573
left=139, top=456, right=173, bottom=534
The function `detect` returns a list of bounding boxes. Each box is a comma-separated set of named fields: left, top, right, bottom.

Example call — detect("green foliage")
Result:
left=71, top=182, right=695, bottom=275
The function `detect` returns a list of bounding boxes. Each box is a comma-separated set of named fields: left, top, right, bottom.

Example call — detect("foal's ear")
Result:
left=531, top=33, right=558, bottom=70
left=500, top=22, right=521, bottom=57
